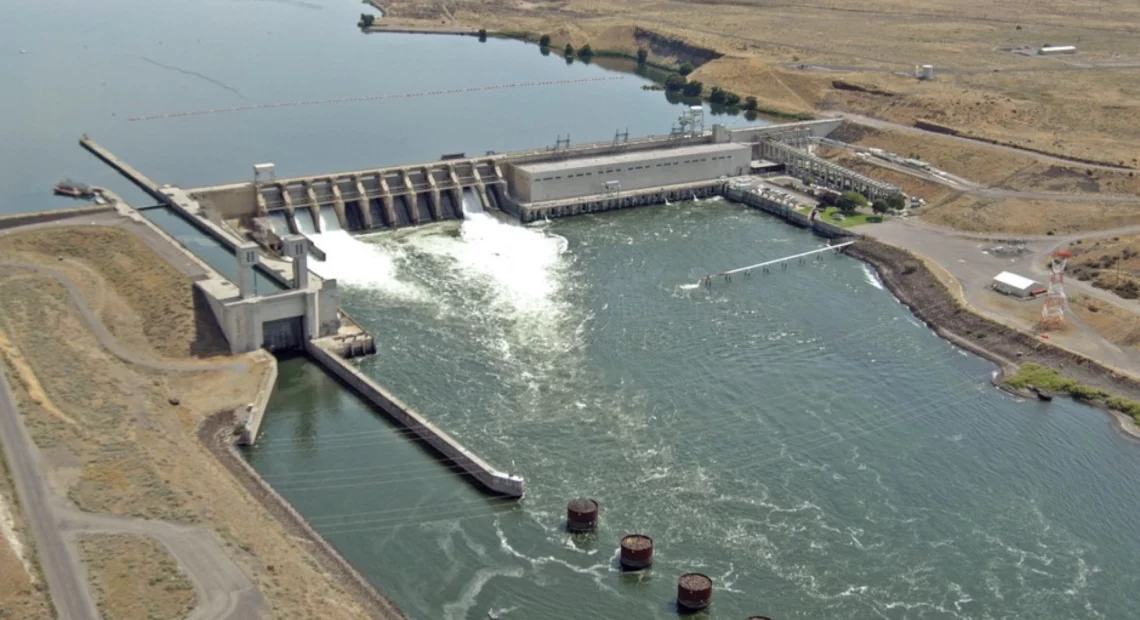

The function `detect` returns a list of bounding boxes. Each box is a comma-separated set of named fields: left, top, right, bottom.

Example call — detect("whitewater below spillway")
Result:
left=247, top=201, right=1140, bottom=620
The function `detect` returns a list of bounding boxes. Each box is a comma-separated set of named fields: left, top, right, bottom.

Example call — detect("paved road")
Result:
left=827, top=111, right=1134, bottom=172
left=57, top=509, right=266, bottom=620
left=0, top=370, right=101, bottom=620
left=0, top=261, right=265, bottom=620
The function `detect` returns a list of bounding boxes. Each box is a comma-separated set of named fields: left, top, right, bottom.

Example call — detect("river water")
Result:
left=5, top=1, right=1140, bottom=619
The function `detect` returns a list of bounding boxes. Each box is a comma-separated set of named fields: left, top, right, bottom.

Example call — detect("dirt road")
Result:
left=826, top=142, right=1140, bottom=202
left=828, top=112, right=1134, bottom=172
left=57, top=509, right=265, bottom=620
left=0, top=371, right=100, bottom=620
left=0, top=260, right=267, bottom=620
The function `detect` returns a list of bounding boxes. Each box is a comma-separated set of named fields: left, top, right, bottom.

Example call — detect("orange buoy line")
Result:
left=127, top=76, right=626, bottom=122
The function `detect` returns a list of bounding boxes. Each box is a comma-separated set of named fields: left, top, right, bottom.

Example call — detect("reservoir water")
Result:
left=5, top=1, right=1140, bottom=619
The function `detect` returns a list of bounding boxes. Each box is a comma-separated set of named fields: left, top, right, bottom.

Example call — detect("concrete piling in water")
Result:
left=677, top=573, right=713, bottom=612
left=619, top=534, right=654, bottom=570
left=566, top=498, right=599, bottom=533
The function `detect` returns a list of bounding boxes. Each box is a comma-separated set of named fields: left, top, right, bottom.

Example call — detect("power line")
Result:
left=127, top=76, right=626, bottom=122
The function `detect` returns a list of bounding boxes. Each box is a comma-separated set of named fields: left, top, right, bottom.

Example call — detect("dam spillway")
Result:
left=185, top=118, right=900, bottom=243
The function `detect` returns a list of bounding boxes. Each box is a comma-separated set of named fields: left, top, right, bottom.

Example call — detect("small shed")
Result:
left=992, top=271, right=1045, bottom=298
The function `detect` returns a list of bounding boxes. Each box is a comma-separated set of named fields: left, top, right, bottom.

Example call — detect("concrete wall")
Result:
left=237, top=352, right=278, bottom=446
left=811, top=220, right=852, bottom=239
left=0, top=205, right=113, bottom=230
left=306, top=341, right=525, bottom=498
left=511, top=143, right=749, bottom=203
left=193, top=184, right=257, bottom=220
left=730, top=119, right=843, bottom=144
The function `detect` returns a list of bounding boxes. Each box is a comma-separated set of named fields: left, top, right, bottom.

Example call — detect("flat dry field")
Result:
left=0, top=226, right=381, bottom=620
left=79, top=534, right=196, bottom=620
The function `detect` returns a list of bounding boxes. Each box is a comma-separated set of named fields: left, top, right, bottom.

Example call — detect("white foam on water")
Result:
left=306, top=229, right=426, bottom=300
left=411, top=189, right=572, bottom=323
left=862, top=263, right=885, bottom=290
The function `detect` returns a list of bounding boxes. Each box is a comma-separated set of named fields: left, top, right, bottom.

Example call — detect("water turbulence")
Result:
left=307, top=224, right=423, bottom=300
left=392, top=186, right=578, bottom=389
left=319, top=205, right=342, bottom=233
left=447, top=187, right=570, bottom=314
left=292, top=209, right=317, bottom=236
left=267, top=211, right=290, bottom=237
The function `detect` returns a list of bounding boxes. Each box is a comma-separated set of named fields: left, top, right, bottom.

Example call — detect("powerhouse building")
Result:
left=508, top=142, right=751, bottom=204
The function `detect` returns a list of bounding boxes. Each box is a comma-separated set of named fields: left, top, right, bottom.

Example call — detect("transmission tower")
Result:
left=670, top=106, right=705, bottom=138
left=611, top=127, right=629, bottom=151
left=1041, top=250, right=1070, bottom=329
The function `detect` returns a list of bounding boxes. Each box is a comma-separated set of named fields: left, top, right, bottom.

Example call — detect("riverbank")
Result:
left=199, top=411, right=407, bottom=619
left=848, top=239, right=1140, bottom=440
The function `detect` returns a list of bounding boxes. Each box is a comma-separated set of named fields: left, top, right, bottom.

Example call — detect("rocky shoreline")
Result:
left=198, top=412, right=408, bottom=619
left=846, top=238, right=1140, bottom=439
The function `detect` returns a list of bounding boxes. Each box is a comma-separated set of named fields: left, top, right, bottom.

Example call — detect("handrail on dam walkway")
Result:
left=698, top=240, right=857, bottom=286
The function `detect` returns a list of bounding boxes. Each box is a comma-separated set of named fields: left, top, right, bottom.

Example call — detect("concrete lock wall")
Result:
left=306, top=341, right=525, bottom=498
left=193, top=184, right=258, bottom=220
left=251, top=290, right=307, bottom=323
left=512, top=143, right=750, bottom=203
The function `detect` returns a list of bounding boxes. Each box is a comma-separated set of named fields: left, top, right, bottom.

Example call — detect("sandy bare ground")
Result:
left=855, top=218, right=1140, bottom=377
left=0, top=222, right=398, bottom=619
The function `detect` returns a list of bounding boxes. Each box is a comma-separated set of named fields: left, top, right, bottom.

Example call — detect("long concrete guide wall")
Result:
left=305, top=340, right=525, bottom=498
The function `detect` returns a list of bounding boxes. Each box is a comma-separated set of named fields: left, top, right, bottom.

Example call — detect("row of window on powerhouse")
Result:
left=531, top=155, right=736, bottom=183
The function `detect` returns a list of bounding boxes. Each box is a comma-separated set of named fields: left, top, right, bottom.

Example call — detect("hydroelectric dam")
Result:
left=78, top=114, right=900, bottom=501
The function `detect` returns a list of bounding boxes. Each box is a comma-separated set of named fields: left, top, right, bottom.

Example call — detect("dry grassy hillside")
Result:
left=381, top=0, right=1140, bottom=166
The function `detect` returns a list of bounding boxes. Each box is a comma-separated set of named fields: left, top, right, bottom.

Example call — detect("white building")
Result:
left=507, top=142, right=750, bottom=203
left=992, top=271, right=1045, bottom=298
left=1039, top=45, right=1077, bottom=55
